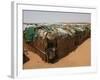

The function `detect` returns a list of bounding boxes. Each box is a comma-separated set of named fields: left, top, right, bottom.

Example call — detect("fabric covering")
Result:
left=24, top=23, right=90, bottom=42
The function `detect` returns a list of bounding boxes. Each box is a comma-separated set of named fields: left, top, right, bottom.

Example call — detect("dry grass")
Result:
left=23, top=38, right=91, bottom=69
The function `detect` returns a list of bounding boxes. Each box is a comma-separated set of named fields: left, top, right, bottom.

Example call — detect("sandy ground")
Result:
left=23, top=38, right=91, bottom=69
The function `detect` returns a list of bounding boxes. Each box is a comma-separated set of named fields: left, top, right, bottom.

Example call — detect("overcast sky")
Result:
left=23, top=10, right=91, bottom=23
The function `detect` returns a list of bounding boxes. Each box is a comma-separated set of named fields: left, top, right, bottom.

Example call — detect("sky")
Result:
left=23, top=10, right=91, bottom=23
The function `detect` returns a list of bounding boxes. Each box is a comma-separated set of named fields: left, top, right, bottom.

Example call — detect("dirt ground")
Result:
left=23, top=38, right=91, bottom=69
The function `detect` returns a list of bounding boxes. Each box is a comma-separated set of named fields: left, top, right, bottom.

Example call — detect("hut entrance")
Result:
left=46, top=39, right=57, bottom=63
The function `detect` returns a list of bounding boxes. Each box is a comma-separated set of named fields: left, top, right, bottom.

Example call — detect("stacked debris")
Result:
left=23, top=23, right=91, bottom=63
